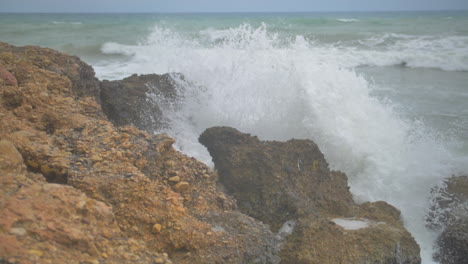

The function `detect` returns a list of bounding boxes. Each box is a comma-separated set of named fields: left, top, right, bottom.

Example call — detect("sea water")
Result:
left=1, top=11, right=468, bottom=263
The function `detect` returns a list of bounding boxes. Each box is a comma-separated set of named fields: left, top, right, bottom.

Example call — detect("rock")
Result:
left=0, top=140, right=26, bottom=176
left=152, top=224, right=162, bottom=234
left=90, top=154, right=103, bottom=163
left=173, top=181, right=190, bottom=193
left=2, top=89, right=23, bottom=109
left=9, top=227, right=27, bottom=236
left=0, top=66, right=17, bottom=86
left=280, top=202, right=421, bottom=264
left=199, top=211, right=280, bottom=264
left=0, top=42, right=100, bottom=100
left=199, top=126, right=354, bottom=230
left=168, top=176, right=180, bottom=182
left=436, top=218, right=468, bottom=264
left=28, top=249, right=44, bottom=257
left=1, top=42, right=281, bottom=264
left=427, top=176, right=468, bottom=264
left=200, top=127, right=421, bottom=264
left=100, top=73, right=180, bottom=132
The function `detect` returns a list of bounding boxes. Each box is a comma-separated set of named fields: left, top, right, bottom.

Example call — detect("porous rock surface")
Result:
left=427, top=175, right=468, bottom=264
left=0, top=42, right=279, bottom=264
left=200, top=126, right=422, bottom=264
left=100, top=73, right=181, bottom=132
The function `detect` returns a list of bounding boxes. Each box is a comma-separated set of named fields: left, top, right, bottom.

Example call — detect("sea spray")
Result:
left=99, top=24, right=468, bottom=263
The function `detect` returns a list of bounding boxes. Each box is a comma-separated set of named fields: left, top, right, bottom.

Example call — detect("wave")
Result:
left=94, top=24, right=468, bottom=264
left=51, top=21, right=83, bottom=25
left=337, top=18, right=359, bottom=22
left=346, top=33, right=468, bottom=71
left=102, top=27, right=468, bottom=73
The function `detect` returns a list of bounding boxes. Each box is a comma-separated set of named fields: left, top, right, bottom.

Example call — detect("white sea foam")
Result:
left=199, top=27, right=232, bottom=42
left=337, top=18, right=359, bottom=22
left=95, top=24, right=468, bottom=263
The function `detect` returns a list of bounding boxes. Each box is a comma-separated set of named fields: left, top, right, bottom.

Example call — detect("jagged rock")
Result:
left=427, top=176, right=468, bottom=264
left=280, top=201, right=421, bottom=264
left=199, top=211, right=280, bottom=264
left=199, top=126, right=354, bottom=230
left=0, top=42, right=280, bottom=264
left=100, top=73, right=180, bottom=132
left=200, top=126, right=421, bottom=264
left=0, top=141, right=172, bottom=264
left=0, top=42, right=100, bottom=100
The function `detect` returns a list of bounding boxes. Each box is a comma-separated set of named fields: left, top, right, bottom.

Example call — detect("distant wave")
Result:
left=51, top=21, right=83, bottom=25
left=337, top=18, right=359, bottom=22
left=346, top=33, right=468, bottom=71
left=98, top=26, right=468, bottom=78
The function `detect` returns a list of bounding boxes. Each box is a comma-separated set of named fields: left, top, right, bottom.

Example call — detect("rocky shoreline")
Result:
left=0, top=42, right=465, bottom=264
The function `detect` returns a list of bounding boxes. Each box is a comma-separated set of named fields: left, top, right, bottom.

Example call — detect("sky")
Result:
left=1, top=0, right=468, bottom=13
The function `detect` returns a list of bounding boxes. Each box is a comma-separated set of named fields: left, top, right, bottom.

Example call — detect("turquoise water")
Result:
left=1, top=12, right=468, bottom=263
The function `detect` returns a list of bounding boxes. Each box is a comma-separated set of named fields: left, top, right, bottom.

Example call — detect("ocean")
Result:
left=1, top=11, right=468, bottom=263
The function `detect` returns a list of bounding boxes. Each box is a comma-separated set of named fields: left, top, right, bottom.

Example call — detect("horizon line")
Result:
left=1, top=9, right=467, bottom=14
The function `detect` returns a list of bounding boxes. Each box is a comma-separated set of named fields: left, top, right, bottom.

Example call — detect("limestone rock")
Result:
left=0, top=42, right=279, bottom=264
left=0, top=42, right=100, bottom=100
left=200, top=126, right=421, bottom=264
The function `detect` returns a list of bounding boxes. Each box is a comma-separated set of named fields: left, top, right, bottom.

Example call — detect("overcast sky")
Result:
left=2, top=0, right=468, bottom=13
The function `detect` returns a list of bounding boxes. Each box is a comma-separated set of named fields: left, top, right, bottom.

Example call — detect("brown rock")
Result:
left=0, top=42, right=285, bottom=264
left=0, top=140, right=25, bottom=175
left=173, top=181, right=189, bottom=193
left=168, top=176, right=180, bottom=182
left=2, top=89, right=23, bottom=109
left=152, top=224, right=162, bottom=234
left=0, top=65, right=17, bottom=86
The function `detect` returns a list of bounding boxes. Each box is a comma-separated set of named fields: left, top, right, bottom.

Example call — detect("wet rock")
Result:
left=200, top=211, right=280, bottom=264
left=200, top=126, right=421, bottom=264
left=427, top=176, right=468, bottom=264
left=436, top=218, right=468, bottom=264
left=200, top=126, right=353, bottom=230
left=100, top=73, right=180, bottom=132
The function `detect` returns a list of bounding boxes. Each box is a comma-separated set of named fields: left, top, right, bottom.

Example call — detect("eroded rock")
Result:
left=200, top=126, right=421, bottom=264
left=100, top=73, right=180, bottom=132
left=0, top=42, right=280, bottom=264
